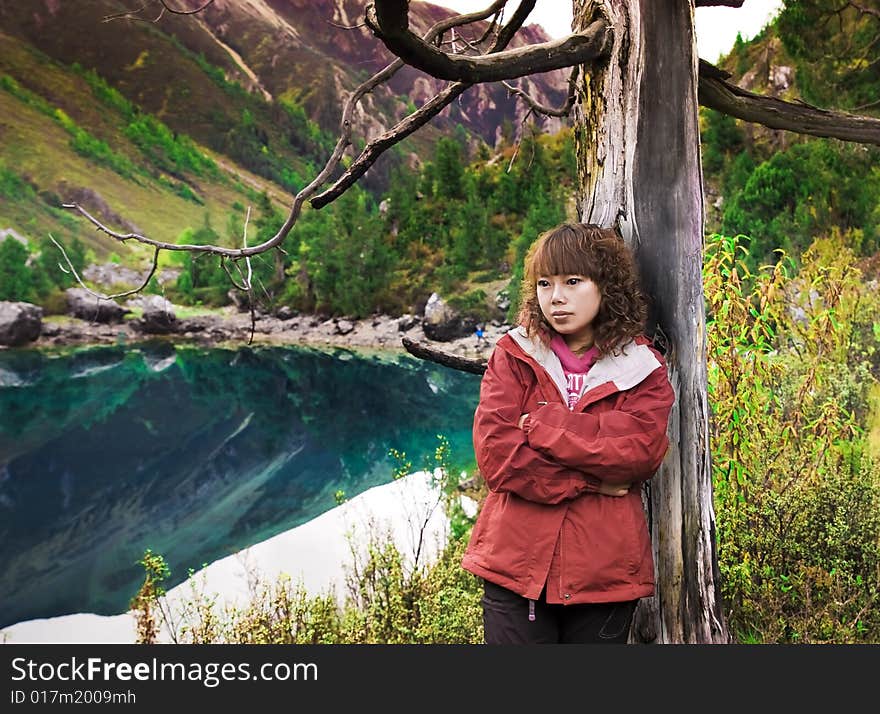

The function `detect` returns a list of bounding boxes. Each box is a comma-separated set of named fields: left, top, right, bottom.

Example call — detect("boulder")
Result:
left=177, top=315, right=211, bottom=333
left=422, top=292, right=475, bottom=342
left=66, top=288, right=129, bottom=323
left=133, top=295, right=178, bottom=334
left=0, top=301, right=42, bottom=346
left=397, top=314, right=420, bottom=332
left=335, top=319, right=355, bottom=336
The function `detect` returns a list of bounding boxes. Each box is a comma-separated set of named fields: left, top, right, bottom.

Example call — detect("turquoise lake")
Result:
left=0, top=342, right=482, bottom=628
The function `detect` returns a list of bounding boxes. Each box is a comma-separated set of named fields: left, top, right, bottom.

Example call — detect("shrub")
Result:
left=447, top=288, right=494, bottom=323
left=0, top=163, right=35, bottom=201
left=129, top=437, right=484, bottom=644
left=705, top=232, right=880, bottom=643
left=0, top=237, right=35, bottom=302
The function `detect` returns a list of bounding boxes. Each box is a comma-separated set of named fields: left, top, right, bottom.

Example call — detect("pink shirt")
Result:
left=549, top=334, right=599, bottom=409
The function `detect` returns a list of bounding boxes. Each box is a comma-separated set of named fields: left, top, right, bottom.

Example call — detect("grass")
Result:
left=0, top=75, right=292, bottom=269
left=0, top=25, right=297, bottom=272
left=171, top=304, right=223, bottom=319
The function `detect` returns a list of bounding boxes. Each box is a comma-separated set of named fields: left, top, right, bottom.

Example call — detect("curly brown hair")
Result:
left=517, top=222, right=647, bottom=356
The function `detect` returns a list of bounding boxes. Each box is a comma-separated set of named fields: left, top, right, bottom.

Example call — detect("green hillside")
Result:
left=700, top=6, right=880, bottom=274
left=0, top=27, right=294, bottom=270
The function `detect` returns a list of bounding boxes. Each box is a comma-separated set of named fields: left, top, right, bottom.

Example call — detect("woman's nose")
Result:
left=551, top=284, right=565, bottom=302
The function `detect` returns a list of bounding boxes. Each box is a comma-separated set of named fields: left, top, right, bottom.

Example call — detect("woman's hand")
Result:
left=519, top=411, right=629, bottom=496
left=598, top=481, right=630, bottom=497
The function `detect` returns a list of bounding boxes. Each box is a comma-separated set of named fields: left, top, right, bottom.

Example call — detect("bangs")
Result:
left=527, top=226, right=599, bottom=280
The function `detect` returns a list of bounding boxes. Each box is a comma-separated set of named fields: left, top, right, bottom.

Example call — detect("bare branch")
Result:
left=102, top=4, right=135, bottom=21
left=507, top=113, right=539, bottom=173
left=502, top=66, right=580, bottom=118
left=401, top=337, right=487, bottom=375
left=67, top=0, right=516, bottom=257
left=156, top=0, right=215, bottom=15
left=492, top=0, right=537, bottom=48
left=242, top=209, right=256, bottom=345
left=698, top=60, right=880, bottom=145
left=229, top=206, right=257, bottom=344
left=852, top=97, right=880, bottom=111
left=367, top=0, right=611, bottom=83
left=474, top=4, right=505, bottom=45
left=242, top=206, right=253, bottom=290
left=438, top=28, right=483, bottom=54
left=103, top=0, right=214, bottom=23
left=311, top=83, right=469, bottom=208
left=50, top=234, right=160, bottom=300
left=845, top=1, right=880, bottom=19
left=221, top=257, right=249, bottom=292
left=246, top=294, right=256, bottom=345
left=103, top=3, right=158, bottom=23
left=61, top=202, right=277, bottom=257
left=327, top=20, right=367, bottom=30
left=311, top=1, right=550, bottom=209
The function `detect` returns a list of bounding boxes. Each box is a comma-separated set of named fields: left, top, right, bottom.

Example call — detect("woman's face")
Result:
left=537, top=274, right=602, bottom=348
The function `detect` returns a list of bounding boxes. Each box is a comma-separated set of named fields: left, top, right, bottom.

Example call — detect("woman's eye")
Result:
left=567, top=277, right=581, bottom=285
left=537, top=279, right=550, bottom=288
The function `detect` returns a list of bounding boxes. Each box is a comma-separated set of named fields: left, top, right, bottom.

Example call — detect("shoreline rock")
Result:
left=0, top=301, right=43, bottom=346
left=24, top=307, right=510, bottom=361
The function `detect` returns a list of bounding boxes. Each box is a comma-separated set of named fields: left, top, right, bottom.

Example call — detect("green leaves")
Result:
left=706, top=231, right=880, bottom=643
left=0, top=236, right=35, bottom=302
left=129, top=548, right=172, bottom=644
left=719, top=141, right=880, bottom=270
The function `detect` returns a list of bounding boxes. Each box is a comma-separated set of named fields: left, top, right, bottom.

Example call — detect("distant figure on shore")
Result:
left=475, top=323, right=488, bottom=349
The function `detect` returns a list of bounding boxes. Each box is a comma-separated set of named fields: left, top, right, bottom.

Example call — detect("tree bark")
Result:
left=574, top=0, right=728, bottom=643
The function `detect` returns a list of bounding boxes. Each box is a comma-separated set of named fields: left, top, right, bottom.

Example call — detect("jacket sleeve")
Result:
left=523, top=361, right=674, bottom=484
left=474, top=346, right=602, bottom=505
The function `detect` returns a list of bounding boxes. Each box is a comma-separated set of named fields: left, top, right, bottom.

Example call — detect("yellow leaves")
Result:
left=704, top=231, right=879, bottom=511
left=709, top=230, right=880, bottom=641
left=124, top=50, right=150, bottom=71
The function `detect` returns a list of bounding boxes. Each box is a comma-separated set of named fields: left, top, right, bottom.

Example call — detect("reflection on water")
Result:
left=0, top=342, right=481, bottom=627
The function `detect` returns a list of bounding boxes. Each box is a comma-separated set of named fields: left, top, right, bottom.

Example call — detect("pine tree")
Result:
left=0, top=237, right=35, bottom=302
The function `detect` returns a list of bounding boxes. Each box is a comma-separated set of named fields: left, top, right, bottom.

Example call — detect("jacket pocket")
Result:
left=564, top=494, right=644, bottom=594
left=622, top=493, right=642, bottom=574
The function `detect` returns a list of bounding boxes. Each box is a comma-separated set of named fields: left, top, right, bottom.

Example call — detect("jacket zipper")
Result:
left=528, top=599, right=536, bottom=622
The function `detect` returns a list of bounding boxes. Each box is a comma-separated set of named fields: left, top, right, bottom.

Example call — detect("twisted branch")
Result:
left=402, top=337, right=487, bottom=375
left=502, top=66, right=580, bottom=118
left=698, top=60, right=880, bottom=145
left=50, top=234, right=160, bottom=301
left=65, top=0, right=516, bottom=253
left=367, top=0, right=611, bottom=83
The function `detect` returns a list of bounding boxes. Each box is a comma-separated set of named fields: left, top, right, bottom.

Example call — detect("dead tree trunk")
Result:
left=574, top=0, right=728, bottom=643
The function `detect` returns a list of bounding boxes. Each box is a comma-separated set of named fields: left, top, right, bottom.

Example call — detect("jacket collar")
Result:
left=505, top=326, right=660, bottom=405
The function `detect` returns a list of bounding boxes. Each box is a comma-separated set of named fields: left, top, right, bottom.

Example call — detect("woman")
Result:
left=461, top=222, right=675, bottom=644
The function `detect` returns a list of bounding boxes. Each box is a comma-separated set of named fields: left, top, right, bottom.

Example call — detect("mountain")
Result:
left=0, top=0, right=568, bottom=274
left=2, top=0, right=568, bottom=146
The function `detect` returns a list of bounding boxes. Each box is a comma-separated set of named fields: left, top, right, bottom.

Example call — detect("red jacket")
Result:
left=461, top=327, right=675, bottom=605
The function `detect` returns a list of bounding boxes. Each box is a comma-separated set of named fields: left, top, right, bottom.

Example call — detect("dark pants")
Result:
left=481, top=580, right=637, bottom=644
